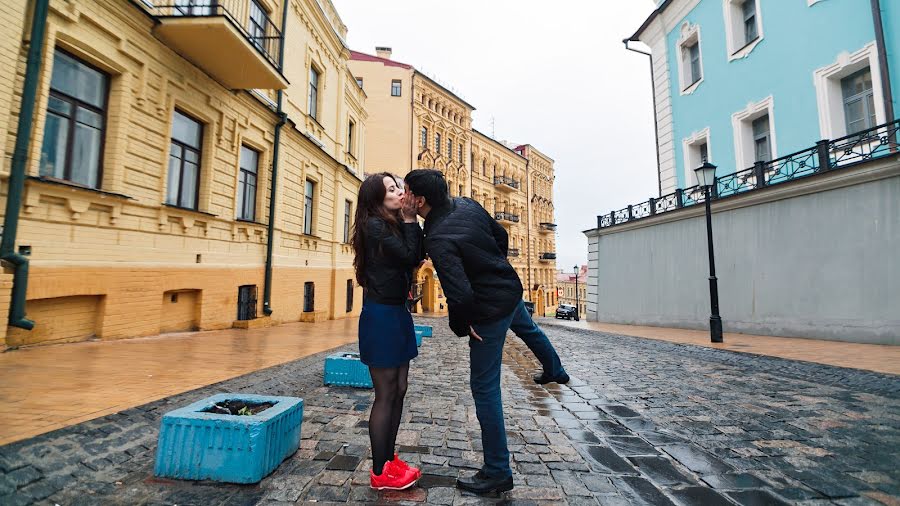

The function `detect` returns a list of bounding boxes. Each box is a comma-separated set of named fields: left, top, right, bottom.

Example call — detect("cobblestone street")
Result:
left=1, top=319, right=898, bottom=505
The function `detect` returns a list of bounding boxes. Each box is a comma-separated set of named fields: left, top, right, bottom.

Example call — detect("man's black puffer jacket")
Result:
left=423, top=198, right=523, bottom=336
left=362, top=217, right=424, bottom=305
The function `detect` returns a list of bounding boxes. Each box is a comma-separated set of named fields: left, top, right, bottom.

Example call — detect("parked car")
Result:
left=523, top=301, right=535, bottom=315
left=555, top=304, right=577, bottom=320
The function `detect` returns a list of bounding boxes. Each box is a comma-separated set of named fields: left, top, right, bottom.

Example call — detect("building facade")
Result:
left=557, top=265, right=587, bottom=318
left=630, top=0, right=899, bottom=195
left=349, top=48, right=558, bottom=315
left=0, top=0, right=366, bottom=348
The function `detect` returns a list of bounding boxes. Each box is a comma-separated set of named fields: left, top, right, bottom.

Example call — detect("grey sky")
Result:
left=332, top=0, right=659, bottom=272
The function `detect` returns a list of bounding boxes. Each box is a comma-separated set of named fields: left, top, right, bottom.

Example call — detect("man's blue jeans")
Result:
left=469, top=300, right=567, bottom=478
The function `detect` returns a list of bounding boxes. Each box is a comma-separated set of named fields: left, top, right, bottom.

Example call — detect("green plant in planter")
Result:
left=237, top=406, right=253, bottom=416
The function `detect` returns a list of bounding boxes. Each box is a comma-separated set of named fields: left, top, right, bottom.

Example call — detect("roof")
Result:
left=414, top=71, right=477, bottom=111
left=628, top=0, right=674, bottom=42
left=472, top=129, right=528, bottom=161
left=349, top=50, right=413, bottom=69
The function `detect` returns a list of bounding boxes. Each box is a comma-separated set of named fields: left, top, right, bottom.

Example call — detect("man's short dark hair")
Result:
left=405, top=169, right=450, bottom=207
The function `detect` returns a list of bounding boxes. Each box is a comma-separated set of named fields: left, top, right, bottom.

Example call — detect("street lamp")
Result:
left=573, top=265, right=580, bottom=322
left=694, top=162, right=723, bottom=343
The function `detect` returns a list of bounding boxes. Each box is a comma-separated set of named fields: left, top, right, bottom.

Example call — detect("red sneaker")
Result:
left=389, top=453, right=421, bottom=478
left=370, top=462, right=419, bottom=490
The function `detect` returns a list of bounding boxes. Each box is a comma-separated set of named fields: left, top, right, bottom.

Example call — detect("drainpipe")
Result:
left=624, top=39, right=663, bottom=198
left=525, top=156, right=532, bottom=302
left=1, top=0, right=50, bottom=331
left=262, top=1, right=289, bottom=316
left=871, top=0, right=895, bottom=122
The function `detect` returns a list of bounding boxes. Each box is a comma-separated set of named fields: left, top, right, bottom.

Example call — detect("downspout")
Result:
left=624, top=39, right=663, bottom=198
left=263, top=1, right=290, bottom=316
left=1, top=0, right=50, bottom=331
left=871, top=0, right=895, bottom=122
left=525, top=156, right=532, bottom=302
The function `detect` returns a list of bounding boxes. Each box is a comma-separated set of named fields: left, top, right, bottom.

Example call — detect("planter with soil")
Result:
left=154, top=393, right=304, bottom=483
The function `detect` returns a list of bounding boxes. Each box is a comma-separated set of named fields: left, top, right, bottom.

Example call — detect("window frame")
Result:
left=347, top=118, right=356, bottom=156
left=343, top=199, right=352, bottom=244
left=308, top=65, right=320, bottom=120
left=731, top=95, right=777, bottom=171
left=391, top=79, right=402, bottom=97
left=166, top=109, right=204, bottom=210
left=237, top=144, right=259, bottom=221
left=40, top=48, right=110, bottom=190
left=435, top=132, right=441, bottom=155
left=841, top=68, right=877, bottom=135
left=421, top=127, right=427, bottom=148
left=676, top=22, right=704, bottom=95
left=724, top=0, right=764, bottom=61
left=247, top=0, right=268, bottom=53
left=682, top=127, right=711, bottom=188
left=303, top=178, right=316, bottom=235
left=813, top=43, right=886, bottom=139
left=345, top=279, right=353, bottom=313
left=303, top=282, right=315, bottom=312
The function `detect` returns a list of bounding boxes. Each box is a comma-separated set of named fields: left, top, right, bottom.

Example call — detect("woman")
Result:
left=351, top=172, right=424, bottom=490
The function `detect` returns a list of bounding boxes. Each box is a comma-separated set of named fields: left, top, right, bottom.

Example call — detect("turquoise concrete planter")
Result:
left=154, top=393, right=303, bottom=484
left=323, top=352, right=373, bottom=388
left=415, top=324, right=433, bottom=337
left=415, top=329, right=423, bottom=347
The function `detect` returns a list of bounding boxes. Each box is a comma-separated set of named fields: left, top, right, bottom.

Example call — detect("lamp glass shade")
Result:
left=694, top=162, right=717, bottom=187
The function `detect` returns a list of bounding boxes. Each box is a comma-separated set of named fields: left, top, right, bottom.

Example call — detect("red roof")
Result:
left=349, top=50, right=413, bottom=69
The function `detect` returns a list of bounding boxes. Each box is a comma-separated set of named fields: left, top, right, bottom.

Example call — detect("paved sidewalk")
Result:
left=0, top=319, right=898, bottom=505
left=0, top=319, right=359, bottom=445
left=540, top=318, right=900, bottom=376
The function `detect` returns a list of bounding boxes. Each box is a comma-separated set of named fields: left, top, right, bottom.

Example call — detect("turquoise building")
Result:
left=628, top=0, right=899, bottom=195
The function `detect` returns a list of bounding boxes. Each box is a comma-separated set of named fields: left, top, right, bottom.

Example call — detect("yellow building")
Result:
left=349, top=48, right=557, bottom=315
left=557, top=266, right=587, bottom=318
left=0, top=0, right=366, bottom=348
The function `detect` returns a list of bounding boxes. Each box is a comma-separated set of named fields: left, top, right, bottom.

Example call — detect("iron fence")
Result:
left=598, top=118, right=900, bottom=229
left=493, top=176, right=521, bottom=189
left=152, top=0, right=283, bottom=71
left=495, top=212, right=520, bottom=223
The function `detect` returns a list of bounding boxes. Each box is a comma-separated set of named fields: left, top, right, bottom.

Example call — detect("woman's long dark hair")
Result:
left=351, top=172, right=403, bottom=287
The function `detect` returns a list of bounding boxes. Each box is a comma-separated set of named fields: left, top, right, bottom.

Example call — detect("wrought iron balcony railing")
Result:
left=507, top=248, right=520, bottom=257
left=539, top=222, right=557, bottom=232
left=493, top=176, right=520, bottom=191
left=539, top=252, right=556, bottom=261
left=494, top=212, right=520, bottom=223
left=597, top=118, right=900, bottom=229
left=152, top=0, right=283, bottom=72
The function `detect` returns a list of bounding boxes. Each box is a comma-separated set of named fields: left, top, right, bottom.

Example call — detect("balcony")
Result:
left=539, top=252, right=556, bottom=262
left=493, top=176, right=520, bottom=192
left=507, top=248, right=520, bottom=258
left=539, top=222, right=557, bottom=233
left=494, top=212, right=520, bottom=224
left=150, top=1, right=288, bottom=90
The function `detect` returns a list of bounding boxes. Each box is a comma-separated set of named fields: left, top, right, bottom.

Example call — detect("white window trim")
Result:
left=808, top=0, right=824, bottom=5
left=676, top=22, right=704, bottom=95
left=732, top=95, right=777, bottom=170
left=723, top=0, right=764, bottom=61
left=813, top=42, right=886, bottom=140
left=682, top=127, right=711, bottom=188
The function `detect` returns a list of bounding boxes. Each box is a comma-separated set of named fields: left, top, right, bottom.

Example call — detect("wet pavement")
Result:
left=1, top=318, right=898, bottom=505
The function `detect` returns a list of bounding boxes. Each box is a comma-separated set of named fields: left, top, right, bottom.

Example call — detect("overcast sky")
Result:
left=332, top=0, right=660, bottom=272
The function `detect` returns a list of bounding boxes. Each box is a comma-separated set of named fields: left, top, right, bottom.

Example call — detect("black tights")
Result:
left=368, top=363, right=409, bottom=475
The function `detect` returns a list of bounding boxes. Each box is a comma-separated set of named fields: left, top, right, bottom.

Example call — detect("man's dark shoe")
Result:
left=456, top=470, right=514, bottom=495
left=533, top=371, right=570, bottom=385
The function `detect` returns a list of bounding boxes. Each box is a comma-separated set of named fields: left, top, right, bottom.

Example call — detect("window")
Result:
left=346, top=279, right=353, bottom=312
left=459, top=184, right=464, bottom=197
left=355, top=77, right=363, bottom=89
left=459, top=143, right=463, bottom=162
left=391, top=79, right=401, bottom=97
left=39, top=50, right=109, bottom=189
left=303, top=282, right=315, bottom=312
left=447, top=139, right=453, bottom=160
left=343, top=199, right=352, bottom=243
left=482, top=159, right=487, bottom=176
left=421, top=127, right=427, bottom=148
left=347, top=118, right=355, bottom=155
left=304, top=179, right=315, bottom=235
left=173, top=0, right=214, bottom=15
left=237, top=145, right=258, bottom=221
left=435, top=133, right=441, bottom=154
left=842, top=68, right=876, bottom=135
left=308, top=66, right=320, bottom=120
left=166, top=110, right=203, bottom=209
left=248, top=0, right=267, bottom=52
left=742, top=1, right=758, bottom=44
left=677, top=22, right=703, bottom=93
left=752, top=115, right=772, bottom=163
left=699, top=143, right=709, bottom=164
left=724, top=0, right=763, bottom=60
left=237, top=285, right=257, bottom=321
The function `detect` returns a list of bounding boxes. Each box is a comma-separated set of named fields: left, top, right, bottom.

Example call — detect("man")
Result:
left=404, top=169, right=569, bottom=495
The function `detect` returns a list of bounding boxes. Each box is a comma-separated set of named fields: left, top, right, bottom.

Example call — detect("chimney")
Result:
left=375, top=46, right=392, bottom=59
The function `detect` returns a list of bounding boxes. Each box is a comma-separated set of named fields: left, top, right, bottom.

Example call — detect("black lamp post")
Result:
left=694, top=162, right=723, bottom=343
left=573, top=265, right=580, bottom=322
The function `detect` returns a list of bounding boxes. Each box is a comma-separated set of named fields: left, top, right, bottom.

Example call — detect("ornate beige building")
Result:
left=557, top=266, right=587, bottom=318
left=349, top=48, right=558, bottom=315
left=0, top=0, right=366, bottom=348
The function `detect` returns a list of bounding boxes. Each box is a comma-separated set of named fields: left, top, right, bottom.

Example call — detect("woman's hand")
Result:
left=400, top=193, right=418, bottom=223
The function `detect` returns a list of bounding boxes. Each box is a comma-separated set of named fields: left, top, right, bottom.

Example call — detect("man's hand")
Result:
left=468, top=326, right=483, bottom=342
